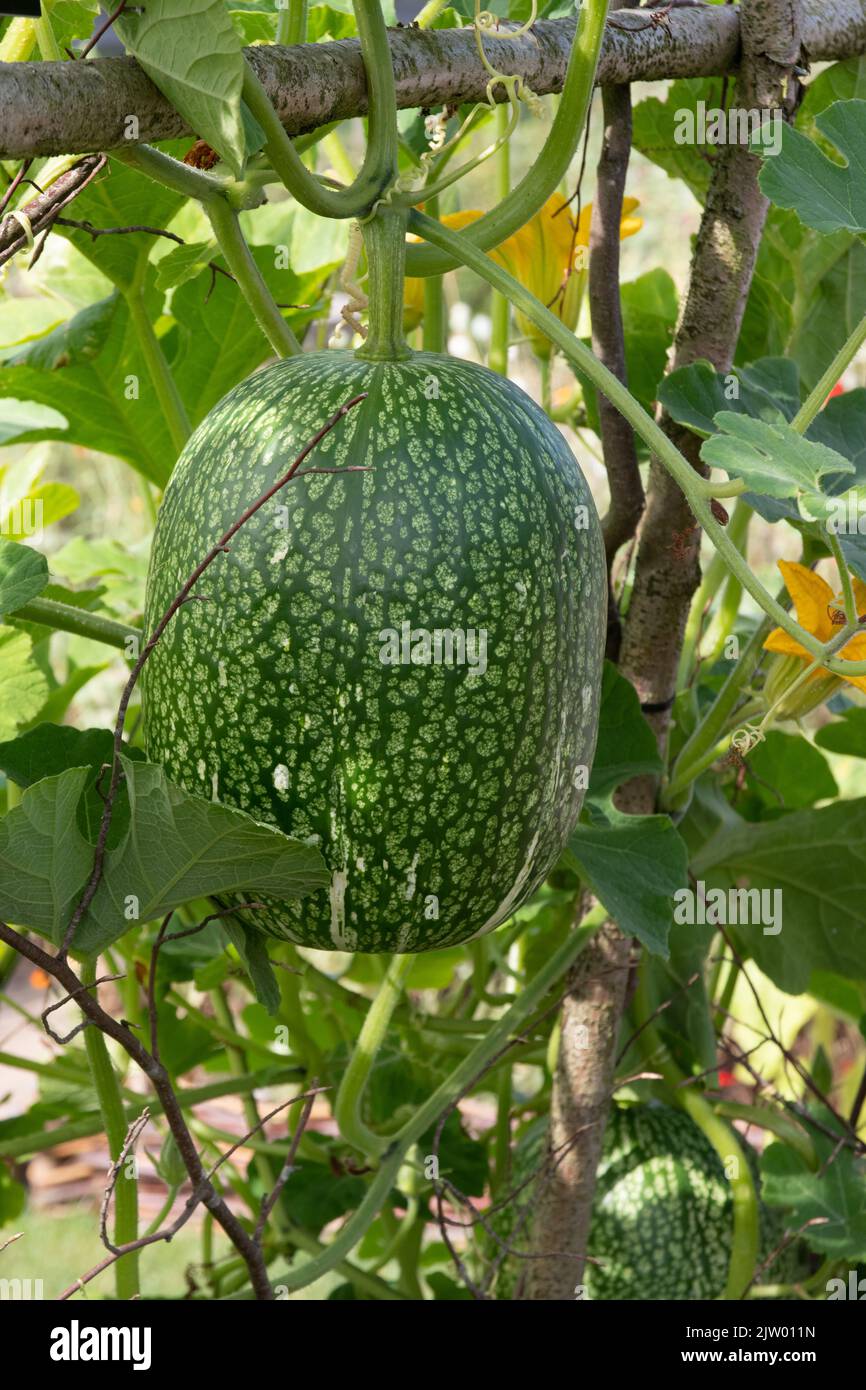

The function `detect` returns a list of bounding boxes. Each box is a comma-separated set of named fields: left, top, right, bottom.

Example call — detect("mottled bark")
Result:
left=524, top=920, right=634, bottom=1300
left=524, top=0, right=805, bottom=1300
left=0, top=0, right=861, bottom=159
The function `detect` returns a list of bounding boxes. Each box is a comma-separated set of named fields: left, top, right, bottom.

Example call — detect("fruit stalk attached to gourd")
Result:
left=143, top=205, right=606, bottom=952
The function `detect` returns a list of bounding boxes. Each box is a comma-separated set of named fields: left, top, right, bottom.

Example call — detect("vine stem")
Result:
left=409, top=209, right=866, bottom=679
left=488, top=101, right=511, bottom=376
left=8, top=597, right=139, bottom=650
left=405, top=0, right=609, bottom=279
left=0, top=17, right=37, bottom=62
left=276, top=0, right=308, bottom=46
left=714, top=1101, right=817, bottom=1169
left=204, top=197, right=301, bottom=358
left=791, top=307, right=866, bottom=434
left=826, top=528, right=858, bottom=626
left=81, top=959, right=140, bottom=1300
left=335, top=955, right=414, bottom=1157
left=678, top=499, right=752, bottom=686
left=243, top=0, right=399, bottom=219
left=421, top=194, right=446, bottom=354
left=125, top=290, right=192, bottom=455
left=113, top=145, right=302, bottom=361
left=415, top=0, right=452, bottom=26
left=261, top=913, right=603, bottom=1294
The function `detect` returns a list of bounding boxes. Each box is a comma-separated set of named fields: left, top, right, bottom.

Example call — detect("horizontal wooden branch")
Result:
left=1, top=1, right=865, bottom=160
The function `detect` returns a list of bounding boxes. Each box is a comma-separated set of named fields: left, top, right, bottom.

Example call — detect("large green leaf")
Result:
left=56, top=159, right=185, bottom=292
left=0, top=294, right=173, bottom=487
left=0, top=540, right=48, bottom=617
left=744, top=731, right=838, bottom=813
left=566, top=662, right=685, bottom=956
left=691, top=798, right=866, bottom=993
left=815, top=706, right=866, bottom=759
left=738, top=206, right=866, bottom=395
left=0, top=400, right=67, bottom=444
left=701, top=412, right=853, bottom=512
left=758, top=100, right=866, bottom=237
left=0, top=724, right=146, bottom=844
left=0, top=758, right=329, bottom=956
left=659, top=357, right=800, bottom=439
left=0, top=766, right=92, bottom=939
left=164, top=252, right=323, bottom=425
left=117, top=0, right=248, bottom=178
left=566, top=808, right=689, bottom=958
left=631, top=78, right=722, bottom=200
left=761, top=1139, right=866, bottom=1261
left=588, top=661, right=661, bottom=803
left=0, top=630, right=49, bottom=741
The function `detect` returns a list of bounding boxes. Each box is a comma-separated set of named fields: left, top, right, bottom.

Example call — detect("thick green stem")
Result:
left=827, top=529, right=858, bottom=626
left=665, top=617, right=772, bottom=805
left=714, top=1102, right=817, bottom=1170
left=421, top=194, right=446, bottom=354
left=81, top=960, right=140, bottom=1300
left=415, top=0, right=452, bottom=26
left=8, top=597, right=140, bottom=650
left=678, top=500, right=751, bottom=687
left=356, top=206, right=413, bottom=363
left=791, top=308, right=866, bottom=434
left=205, top=197, right=301, bottom=358
left=409, top=209, right=866, bottom=679
left=335, top=955, right=414, bottom=1157
left=405, top=0, right=609, bottom=277
left=113, top=143, right=226, bottom=202
left=124, top=291, right=191, bottom=456
left=113, top=144, right=300, bottom=360
left=0, top=17, right=37, bottom=62
left=243, top=0, right=398, bottom=219
left=488, top=103, right=512, bottom=375
left=681, top=1089, right=760, bottom=1300
left=277, top=0, right=308, bottom=45
left=264, top=914, right=601, bottom=1293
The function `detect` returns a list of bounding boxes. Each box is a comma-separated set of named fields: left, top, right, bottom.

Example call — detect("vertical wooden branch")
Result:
left=588, top=78, right=644, bottom=659
left=525, top=0, right=803, bottom=1299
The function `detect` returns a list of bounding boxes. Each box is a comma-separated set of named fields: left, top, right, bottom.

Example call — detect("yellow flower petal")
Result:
left=776, top=560, right=835, bottom=642
left=763, top=626, right=815, bottom=662
left=838, top=630, right=866, bottom=663
left=403, top=193, right=642, bottom=344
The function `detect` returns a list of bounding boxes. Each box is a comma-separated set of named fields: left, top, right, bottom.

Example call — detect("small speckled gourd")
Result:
left=495, top=1104, right=810, bottom=1300
left=143, top=349, right=606, bottom=951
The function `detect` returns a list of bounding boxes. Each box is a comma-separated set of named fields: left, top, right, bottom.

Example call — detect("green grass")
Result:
left=1, top=1203, right=211, bottom=1300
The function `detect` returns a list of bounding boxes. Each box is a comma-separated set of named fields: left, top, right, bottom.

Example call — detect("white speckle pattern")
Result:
left=273, top=763, right=290, bottom=792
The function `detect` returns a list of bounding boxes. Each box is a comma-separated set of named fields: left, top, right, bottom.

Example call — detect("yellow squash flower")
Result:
left=763, top=559, right=866, bottom=717
left=404, top=195, right=643, bottom=352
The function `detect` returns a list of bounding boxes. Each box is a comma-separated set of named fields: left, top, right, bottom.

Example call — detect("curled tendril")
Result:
left=329, top=220, right=367, bottom=348
left=474, top=0, right=543, bottom=112
left=729, top=724, right=766, bottom=759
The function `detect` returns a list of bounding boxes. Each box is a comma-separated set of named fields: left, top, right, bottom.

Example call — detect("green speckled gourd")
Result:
left=496, top=1104, right=809, bottom=1300
left=144, top=207, right=605, bottom=952
left=142, top=345, right=606, bottom=952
